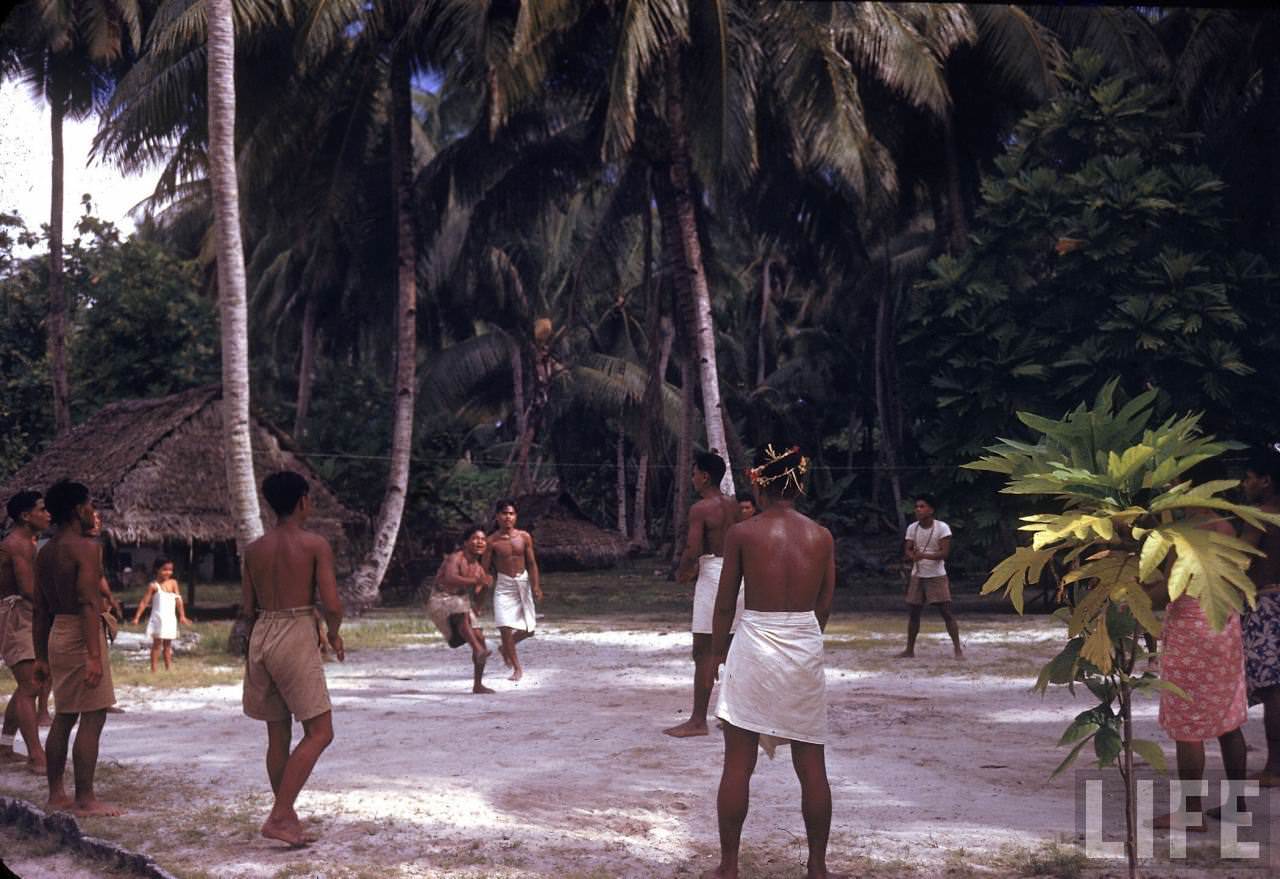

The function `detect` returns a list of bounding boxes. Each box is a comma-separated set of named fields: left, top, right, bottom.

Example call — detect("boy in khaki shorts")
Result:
left=241, top=471, right=345, bottom=847
left=896, top=494, right=963, bottom=659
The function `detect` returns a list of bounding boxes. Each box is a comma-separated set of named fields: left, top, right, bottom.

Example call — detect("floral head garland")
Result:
left=747, top=444, right=809, bottom=495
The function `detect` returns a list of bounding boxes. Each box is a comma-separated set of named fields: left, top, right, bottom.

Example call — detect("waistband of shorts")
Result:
left=496, top=570, right=528, bottom=581
left=699, top=554, right=722, bottom=561
left=257, top=606, right=316, bottom=619
left=739, top=609, right=819, bottom=626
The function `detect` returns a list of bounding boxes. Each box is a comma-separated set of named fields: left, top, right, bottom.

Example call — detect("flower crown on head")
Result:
left=747, top=444, right=809, bottom=494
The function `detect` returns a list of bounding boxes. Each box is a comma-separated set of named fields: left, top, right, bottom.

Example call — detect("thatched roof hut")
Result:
left=0, top=386, right=359, bottom=552
left=509, top=492, right=631, bottom=570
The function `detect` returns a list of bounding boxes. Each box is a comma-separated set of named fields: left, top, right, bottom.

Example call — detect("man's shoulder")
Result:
left=935, top=519, right=952, bottom=535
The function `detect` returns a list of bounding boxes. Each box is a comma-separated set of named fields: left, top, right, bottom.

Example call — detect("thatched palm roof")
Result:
left=0, top=385, right=358, bottom=547
left=509, top=492, right=630, bottom=570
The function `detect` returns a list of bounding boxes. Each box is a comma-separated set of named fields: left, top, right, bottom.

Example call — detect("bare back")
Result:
left=730, top=507, right=834, bottom=615
left=34, top=532, right=102, bottom=616
left=0, top=531, right=35, bottom=600
left=691, top=494, right=740, bottom=557
left=243, top=526, right=335, bottom=612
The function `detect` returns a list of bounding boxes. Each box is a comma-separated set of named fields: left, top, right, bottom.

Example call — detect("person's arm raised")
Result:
left=314, top=538, right=344, bottom=661
left=816, top=528, right=836, bottom=632
left=525, top=532, right=542, bottom=601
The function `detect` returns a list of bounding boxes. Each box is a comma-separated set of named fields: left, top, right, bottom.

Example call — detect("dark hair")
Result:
left=459, top=523, right=488, bottom=547
left=152, top=556, right=174, bottom=575
left=262, top=471, right=309, bottom=517
left=1186, top=456, right=1229, bottom=486
left=735, top=491, right=755, bottom=504
left=6, top=490, right=41, bottom=524
left=914, top=493, right=938, bottom=510
left=752, top=445, right=806, bottom=498
left=44, top=480, right=90, bottom=526
left=1247, top=447, right=1280, bottom=485
left=694, top=450, right=727, bottom=485
left=494, top=498, right=517, bottom=514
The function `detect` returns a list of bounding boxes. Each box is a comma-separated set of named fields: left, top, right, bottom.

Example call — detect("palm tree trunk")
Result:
left=658, top=62, right=734, bottom=495
left=615, top=429, right=628, bottom=536
left=47, top=79, right=71, bottom=435
left=293, top=295, right=318, bottom=440
left=504, top=334, right=526, bottom=467
left=207, top=0, right=264, bottom=556
left=942, top=114, right=968, bottom=254
left=634, top=315, right=674, bottom=550
left=672, top=352, right=694, bottom=566
left=874, top=278, right=905, bottom=532
left=345, top=47, right=418, bottom=610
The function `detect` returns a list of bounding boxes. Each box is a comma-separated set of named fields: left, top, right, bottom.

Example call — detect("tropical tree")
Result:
left=0, top=0, right=142, bottom=435
left=968, top=380, right=1280, bottom=879
left=206, top=0, right=263, bottom=551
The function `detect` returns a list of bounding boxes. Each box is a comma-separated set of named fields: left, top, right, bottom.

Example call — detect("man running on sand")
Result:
left=704, top=444, right=843, bottom=879
left=1242, top=446, right=1280, bottom=786
left=427, top=525, right=495, bottom=694
left=484, top=499, right=542, bottom=682
left=0, top=490, right=50, bottom=773
left=241, top=471, right=345, bottom=847
left=665, top=451, right=745, bottom=738
left=32, top=481, right=119, bottom=816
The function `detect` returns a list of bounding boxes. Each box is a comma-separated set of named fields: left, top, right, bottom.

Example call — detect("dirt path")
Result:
left=1, top=612, right=1275, bottom=878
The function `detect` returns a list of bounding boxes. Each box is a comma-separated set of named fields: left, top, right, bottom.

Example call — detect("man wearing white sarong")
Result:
left=666, top=451, right=743, bottom=739
left=703, top=444, right=843, bottom=879
left=484, top=500, right=542, bottom=682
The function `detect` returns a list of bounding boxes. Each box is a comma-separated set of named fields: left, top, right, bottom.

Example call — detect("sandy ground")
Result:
left=1, top=611, right=1277, bottom=879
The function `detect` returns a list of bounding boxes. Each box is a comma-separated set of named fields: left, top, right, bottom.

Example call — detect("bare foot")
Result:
left=261, top=815, right=312, bottom=847
left=1150, top=812, right=1208, bottom=831
left=663, top=719, right=709, bottom=738
left=894, top=649, right=914, bottom=658
left=45, top=794, right=74, bottom=813
left=1252, top=770, right=1280, bottom=788
left=471, top=684, right=496, bottom=695
left=700, top=867, right=736, bottom=879
left=73, top=798, right=124, bottom=818
left=509, top=667, right=523, bottom=682
left=953, top=649, right=966, bottom=661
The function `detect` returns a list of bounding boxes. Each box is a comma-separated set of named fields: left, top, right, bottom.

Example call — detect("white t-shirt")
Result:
left=906, top=520, right=951, bottom=578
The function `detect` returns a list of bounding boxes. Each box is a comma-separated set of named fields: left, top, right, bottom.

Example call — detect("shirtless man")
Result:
left=483, top=499, right=542, bottom=681
left=32, top=481, right=119, bottom=816
left=704, top=444, right=842, bottom=879
left=240, top=471, right=345, bottom=847
left=735, top=492, right=757, bottom=522
left=665, top=451, right=744, bottom=739
left=0, top=491, right=50, bottom=772
left=1242, top=446, right=1280, bottom=786
left=428, top=525, right=495, bottom=694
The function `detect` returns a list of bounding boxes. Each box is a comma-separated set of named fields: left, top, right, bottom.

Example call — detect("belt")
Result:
left=257, top=606, right=316, bottom=619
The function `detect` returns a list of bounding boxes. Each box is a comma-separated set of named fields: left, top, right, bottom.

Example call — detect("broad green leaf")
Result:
left=1093, top=725, right=1123, bottom=767
left=1162, top=522, right=1259, bottom=627
left=1117, top=581, right=1162, bottom=638
left=1138, top=530, right=1171, bottom=583
left=1058, top=706, right=1105, bottom=746
left=1080, top=616, right=1113, bottom=674
left=1131, top=677, right=1189, bottom=700
left=979, top=546, right=1056, bottom=613
left=1131, top=738, right=1167, bottom=772
left=1051, top=733, right=1096, bottom=778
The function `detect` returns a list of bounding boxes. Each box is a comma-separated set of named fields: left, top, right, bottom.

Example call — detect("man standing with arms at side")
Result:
left=704, top=444, right=843, bottom=879
left=896, top=494, right=963, bottom=659
left=241, top=471, right=345, bottom=847
left=0, top=491, right=50, bottom=772
left=665, top=451, right=744, bottom=738
left=32, top=480, right=118, bottom=815
left=1242, top=446, right=1280, bottom=786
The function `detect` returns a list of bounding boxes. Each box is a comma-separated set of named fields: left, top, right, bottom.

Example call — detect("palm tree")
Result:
left=206, top=0, right=264, bottom=551
left=0, top=0, right=142, bottom=435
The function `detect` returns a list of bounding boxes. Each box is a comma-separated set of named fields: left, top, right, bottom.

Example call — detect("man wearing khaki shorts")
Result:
left=241, top=471, right=344, bottom=848
left=1, top=490, right=50, bottom=773
left=33, top=481, right=120, bottom=816
left=896, top=494, right=963, bottom=660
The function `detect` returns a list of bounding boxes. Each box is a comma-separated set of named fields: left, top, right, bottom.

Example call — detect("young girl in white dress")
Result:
left=131, top=558, right=192, bottom=671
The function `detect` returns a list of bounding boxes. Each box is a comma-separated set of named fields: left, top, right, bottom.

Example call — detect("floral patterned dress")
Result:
left=1158, top=594, right=1247, bottom=742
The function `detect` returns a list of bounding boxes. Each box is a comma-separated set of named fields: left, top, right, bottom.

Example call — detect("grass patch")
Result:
left=339, top=611, right=442, bottom=650
left=993, top=840, right=1089, bottom=879
left=109, top=619, right=241, bottom=688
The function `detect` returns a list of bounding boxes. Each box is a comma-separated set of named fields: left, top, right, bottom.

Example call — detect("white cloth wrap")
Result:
left=146, top=589, right=179, bottom=640
left=715, top=609, right=828, bottom=758
left=493, top=571, right=536, bottom=632
left=690, top=554, right=744, bottom=634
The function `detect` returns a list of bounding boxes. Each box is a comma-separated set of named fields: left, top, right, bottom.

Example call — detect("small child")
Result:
left=132, top=557, right=192, bottom=671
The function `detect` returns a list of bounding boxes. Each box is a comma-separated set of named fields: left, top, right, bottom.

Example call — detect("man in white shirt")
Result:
left=896, top=494, right=963, bottom=659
